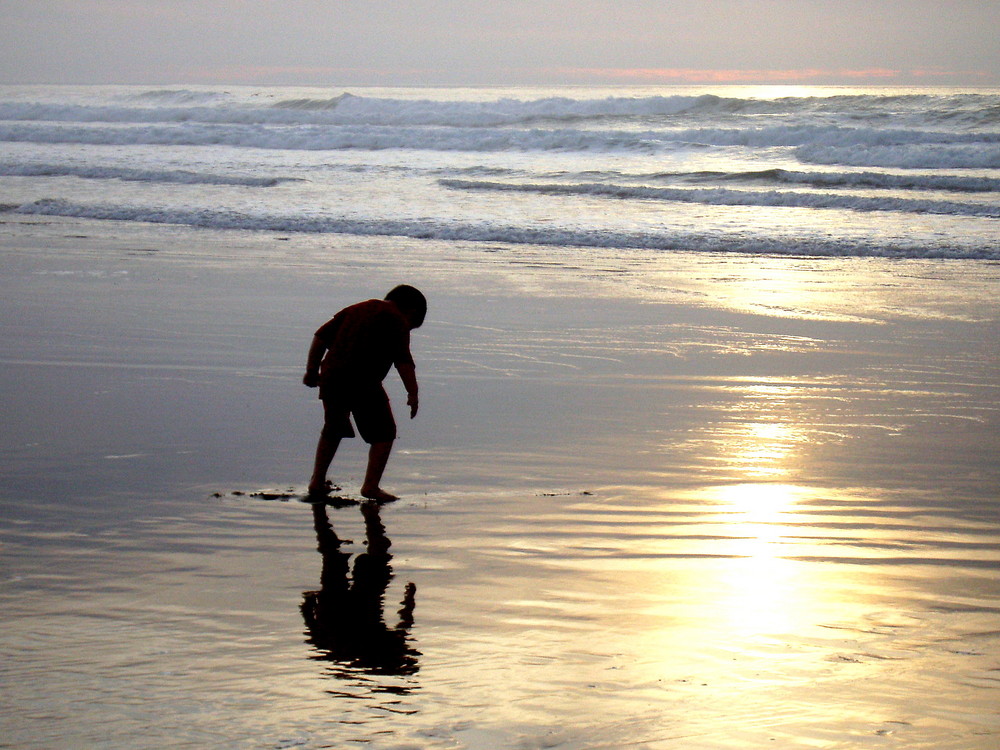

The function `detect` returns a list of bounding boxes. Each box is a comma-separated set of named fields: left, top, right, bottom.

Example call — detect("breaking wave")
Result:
left=2, top=122, right=998, bottom=166
left=4, top=91, right=999, bottom=128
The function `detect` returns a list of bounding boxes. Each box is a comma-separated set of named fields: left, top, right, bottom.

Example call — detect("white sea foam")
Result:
left=551, top=168, right=1000, bottom=193
left=439, top=179, right=1000, bottom=217
left=4, top=90, right=999, bottom=127
left=0, top=161, right=288, bottom=186
left=9, top=198, right=998, bottom=260
left=2, top=86, right=997, bottom=263
left=797, top=143, right=1000, bottom=170
left=0, top=94, right=747, bottom=127
left=0, top=121, right=664, bottom=152
left=127, top=88, right=232, bottom=105
left=0, top=95, right=707, bottom=127
left=692, top=169, right=1000, bottom=193
left=3, top=121, right=997, bottom=162
left=3, top=90, right=998, bottom=171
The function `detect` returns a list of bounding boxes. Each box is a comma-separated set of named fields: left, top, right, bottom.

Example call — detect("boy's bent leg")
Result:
left=308, top=433, right=341, bottom=496
left=361, top=440, right=398, bottom=502
left=311, top=395, right=354, bottom=496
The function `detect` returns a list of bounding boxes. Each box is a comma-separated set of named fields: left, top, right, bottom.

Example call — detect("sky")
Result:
left=1, top=0, right=998, bottom=87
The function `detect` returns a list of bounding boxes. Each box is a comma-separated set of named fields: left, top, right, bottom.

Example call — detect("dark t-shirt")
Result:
left=315, top=300, right=413, bottom=393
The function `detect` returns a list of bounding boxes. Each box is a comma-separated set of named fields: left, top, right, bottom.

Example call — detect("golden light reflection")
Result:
left=695, top=369, right=831, bottom=637
left=644, top=254, right=881, bottom=322
left=724, top=420, right=807, bottom=479
left=651, top=362, right=854, bottom=649
left=713, top=483, right=814, bottom=637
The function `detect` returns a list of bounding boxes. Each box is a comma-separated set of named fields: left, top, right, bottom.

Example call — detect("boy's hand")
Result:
left=407, top=392, right=419, bottom=418
left=303, top=371, right=319, bottom=388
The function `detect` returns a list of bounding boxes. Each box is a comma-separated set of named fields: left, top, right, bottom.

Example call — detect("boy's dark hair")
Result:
left=385, top=285, right=427, bottom=328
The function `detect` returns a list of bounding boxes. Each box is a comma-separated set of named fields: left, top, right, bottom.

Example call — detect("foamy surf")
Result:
left=9, top=197, right=998, bottom=259
left=1, top=83, right=998, bottom=263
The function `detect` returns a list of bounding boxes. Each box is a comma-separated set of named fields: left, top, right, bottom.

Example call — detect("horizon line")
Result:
left=3, top=65, right=996, bottom=88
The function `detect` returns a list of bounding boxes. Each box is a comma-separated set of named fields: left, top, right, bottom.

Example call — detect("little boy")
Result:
left=303, top=285, right=426, bottom=502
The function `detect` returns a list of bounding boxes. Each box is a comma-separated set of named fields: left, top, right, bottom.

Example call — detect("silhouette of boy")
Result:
left=304, top=285, right=426, bottom=501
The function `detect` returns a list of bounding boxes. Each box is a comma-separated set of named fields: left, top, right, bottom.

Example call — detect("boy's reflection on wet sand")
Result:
left=301, top=501, right=419, bottom=682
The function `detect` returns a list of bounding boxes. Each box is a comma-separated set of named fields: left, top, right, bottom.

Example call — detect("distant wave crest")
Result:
left=4, top=91, right=999, bottom=128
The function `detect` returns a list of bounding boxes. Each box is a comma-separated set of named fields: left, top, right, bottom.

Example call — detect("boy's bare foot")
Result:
left=306, top=480, right=333, bottom=497
left=360, top=486, right=399, bottom=503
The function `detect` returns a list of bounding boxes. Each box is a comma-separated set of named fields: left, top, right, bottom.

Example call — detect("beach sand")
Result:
left=2, top=214, right=999, bottom=748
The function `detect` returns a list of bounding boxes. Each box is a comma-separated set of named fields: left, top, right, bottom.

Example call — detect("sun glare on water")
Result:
left=712, top=483, right=814, bottom=636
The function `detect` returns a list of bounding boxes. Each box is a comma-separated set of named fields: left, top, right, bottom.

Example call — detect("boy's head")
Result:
left=385, top=285, right=427, bottom=329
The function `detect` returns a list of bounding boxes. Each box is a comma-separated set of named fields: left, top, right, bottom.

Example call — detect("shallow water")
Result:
left=3, top=483, right=998, bottom=748
left=1, top=218, right=999, bottom=748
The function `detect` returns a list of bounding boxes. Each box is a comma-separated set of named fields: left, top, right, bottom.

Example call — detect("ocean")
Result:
left=2, top=84, right=999, bottom=259
left=2, top=85, right=999, bottom=749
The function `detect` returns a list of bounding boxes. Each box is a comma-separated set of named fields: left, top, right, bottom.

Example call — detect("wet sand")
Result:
left=2, top=215, right=999, bottom=748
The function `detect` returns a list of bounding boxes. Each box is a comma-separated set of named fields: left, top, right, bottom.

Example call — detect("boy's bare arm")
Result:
left=303, top=335, right=326, bottom=387
left=396, top=362, right=419, bottom=418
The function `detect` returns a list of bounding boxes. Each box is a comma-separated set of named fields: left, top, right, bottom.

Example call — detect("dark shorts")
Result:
left=321, top=383, right=396, bottom=444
